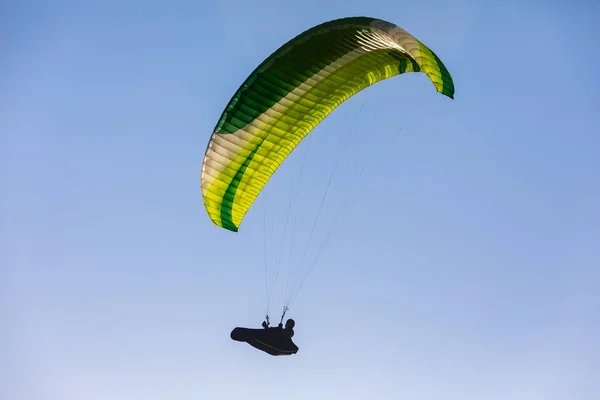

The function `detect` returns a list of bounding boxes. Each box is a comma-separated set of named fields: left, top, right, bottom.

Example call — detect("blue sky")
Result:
left=2, top=1, right=599, bottom=399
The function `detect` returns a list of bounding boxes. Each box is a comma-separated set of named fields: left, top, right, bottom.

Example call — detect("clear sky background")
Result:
left=2, top=1, right=599, bottom=399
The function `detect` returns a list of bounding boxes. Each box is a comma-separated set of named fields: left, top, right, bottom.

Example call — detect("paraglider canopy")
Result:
left=200, top=16, right=454, bottom=233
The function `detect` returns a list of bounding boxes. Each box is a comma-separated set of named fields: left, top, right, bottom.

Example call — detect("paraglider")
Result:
left=231, top=319, right=298, bottom=356
left=200, top=16, right=455, bottom=355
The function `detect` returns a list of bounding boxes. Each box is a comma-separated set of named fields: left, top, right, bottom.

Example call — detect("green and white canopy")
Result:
left=201, top=16, right=454, bottom=232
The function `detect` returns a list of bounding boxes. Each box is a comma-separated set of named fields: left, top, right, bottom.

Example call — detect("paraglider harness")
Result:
left=230, top=307, right=298, bottom=356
